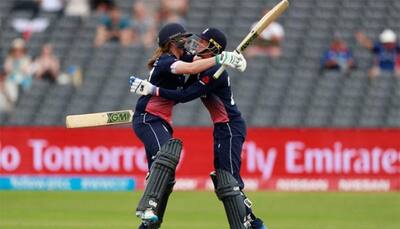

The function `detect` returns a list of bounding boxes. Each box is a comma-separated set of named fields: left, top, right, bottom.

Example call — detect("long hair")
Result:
left=147, top=42, right=171, bottom=69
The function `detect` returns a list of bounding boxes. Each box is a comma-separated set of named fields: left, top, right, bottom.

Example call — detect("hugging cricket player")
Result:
left=67, top=0, right=289, bottom=229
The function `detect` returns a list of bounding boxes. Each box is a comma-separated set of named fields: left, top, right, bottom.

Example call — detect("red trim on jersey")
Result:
left=201, top=94, right=229, bottom=123
left=145, top=96, right=175, bottom=124
left=200, top=75, right=210, bottom=85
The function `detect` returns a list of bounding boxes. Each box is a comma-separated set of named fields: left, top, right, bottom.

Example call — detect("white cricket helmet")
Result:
left=379, top=29, right=397, bottom=43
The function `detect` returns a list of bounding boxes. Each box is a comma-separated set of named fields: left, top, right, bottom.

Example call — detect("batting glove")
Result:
left=129, top=76, right=158, bottom=96
left=215, top=51, right=247, bottom=72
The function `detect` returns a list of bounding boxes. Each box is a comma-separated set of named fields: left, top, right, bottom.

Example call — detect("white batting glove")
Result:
left=129, top=76, right=158, bottom=96
left=215, top=51, right=247, bottom=72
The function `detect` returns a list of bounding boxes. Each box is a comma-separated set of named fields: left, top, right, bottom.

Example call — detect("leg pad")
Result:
left=211, top=169, right=252, bottom=229
left=136, top=139, right=182, bottom=213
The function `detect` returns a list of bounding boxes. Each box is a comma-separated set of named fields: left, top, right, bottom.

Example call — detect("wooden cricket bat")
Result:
left=66, top=110, right=134, bottom=128
left=213, top=0, right=289, bottom=79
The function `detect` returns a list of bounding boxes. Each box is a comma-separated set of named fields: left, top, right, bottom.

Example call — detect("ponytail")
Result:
left=147, top=42, right=171, bottom=69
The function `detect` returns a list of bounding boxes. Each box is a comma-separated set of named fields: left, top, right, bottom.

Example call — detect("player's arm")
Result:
left=171, top=58, right=216, bottom=74
left=158, top=80, right=211, bottom=103
left=355, top=31, right=373, bottom=50
left=172, top=51, right=246, bottom=74
left=130, top=70, right=224, bottom=102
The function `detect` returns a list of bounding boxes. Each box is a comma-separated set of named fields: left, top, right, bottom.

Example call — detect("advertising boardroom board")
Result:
left=1, top=127, right=399, bottom=191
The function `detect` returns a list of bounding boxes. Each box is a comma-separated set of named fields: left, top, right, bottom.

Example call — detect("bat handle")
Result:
left=213, top=49, right=243, bottom=79
left=213, top=65, right=226, bottom=79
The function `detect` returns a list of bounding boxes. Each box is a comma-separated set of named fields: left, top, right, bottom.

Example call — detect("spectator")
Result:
left=158, top=0, right=188, bottom=26
left=321, top=37, right=355, bottom=73
left=33, top=43, right=60, bottom=83
left=356, top=29, right=400, bottom=78
left=94, top=5, right=132, bottom=47
left=12, top=17, right=49, bottom=40
left=131, top=0, right=157, bottom=48
left=65, top=0, right=90, bottom=17
left=11, top=0, right=49, bottom=40
left=245, top=8, right=285, bottom=58
left=0, top=70, right=16, bottom=114
left=3, top=38, right=33, bottom=96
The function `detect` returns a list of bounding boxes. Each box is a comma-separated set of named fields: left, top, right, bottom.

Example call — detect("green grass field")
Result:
left=1, top=191, right=399, bottom=229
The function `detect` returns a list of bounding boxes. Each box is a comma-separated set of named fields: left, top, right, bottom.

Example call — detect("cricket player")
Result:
left=131, top=23, right=247, bottom=229
left=130, top=28, right=266, bottom=229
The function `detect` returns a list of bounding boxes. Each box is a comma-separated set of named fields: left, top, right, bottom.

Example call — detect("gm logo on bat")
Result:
left=107, top=111, right=131, bottom=123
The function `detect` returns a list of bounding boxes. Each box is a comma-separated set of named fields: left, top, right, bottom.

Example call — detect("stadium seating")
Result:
left=1, top=0, right=399, bottom=127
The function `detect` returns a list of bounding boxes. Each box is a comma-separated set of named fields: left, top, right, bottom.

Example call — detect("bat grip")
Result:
left=213, top=65, right=226, bottom=79
left=213, top=49, right=241, bottom=79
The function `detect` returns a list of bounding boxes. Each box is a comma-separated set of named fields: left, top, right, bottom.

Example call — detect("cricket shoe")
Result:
left=136, top=209, right=159, bottom=224
left=138, top=222, right=159, bottom=229
left=251, top=218, right=268, bottom=229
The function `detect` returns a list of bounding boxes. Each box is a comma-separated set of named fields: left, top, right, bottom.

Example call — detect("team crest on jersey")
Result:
left=200, top=76, right=210, bottom=85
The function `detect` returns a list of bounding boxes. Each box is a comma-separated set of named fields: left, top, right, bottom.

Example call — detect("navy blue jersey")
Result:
left=372, top=42, right=400, bottom=71
left=158, top=65, right=243, bottom=123
left=135, top=53, right=190, bottom=124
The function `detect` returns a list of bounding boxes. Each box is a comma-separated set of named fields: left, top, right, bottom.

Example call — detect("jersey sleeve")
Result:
left=156, top=55, right=178, bottom=74
left=158, top=66, right=226, bottom=103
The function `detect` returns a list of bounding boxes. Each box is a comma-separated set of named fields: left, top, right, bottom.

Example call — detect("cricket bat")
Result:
left=66, top=110, right=134, bottom=128
left=213, top=0, right=289, bottom=79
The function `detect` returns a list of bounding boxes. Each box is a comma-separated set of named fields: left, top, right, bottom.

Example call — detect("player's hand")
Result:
left=215, top=51, right=247, bottom=72
left=129, top=76, right=158, bottom=96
